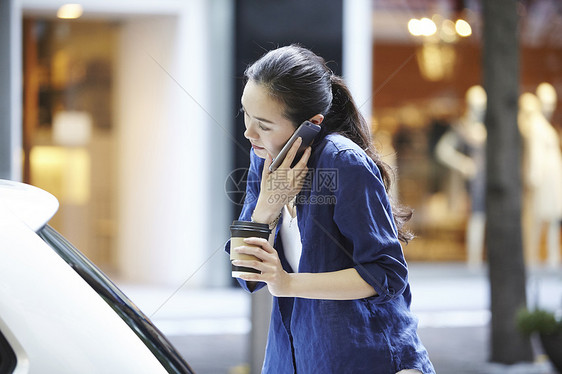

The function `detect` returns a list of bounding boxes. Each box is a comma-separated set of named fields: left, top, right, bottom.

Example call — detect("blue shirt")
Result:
left=226, top=134, right=435, bottom=374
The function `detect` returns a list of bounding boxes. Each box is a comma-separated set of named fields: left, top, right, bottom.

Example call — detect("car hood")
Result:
left=0, top=179, right=59, bottom=232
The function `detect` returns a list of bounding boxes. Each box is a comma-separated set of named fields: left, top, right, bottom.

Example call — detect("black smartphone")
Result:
left=269, top=120, right=321, bottom=172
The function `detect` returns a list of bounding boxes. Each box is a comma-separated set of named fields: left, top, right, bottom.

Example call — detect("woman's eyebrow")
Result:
left=254, top=116, right=275, bottom=124
left=241, top=104, right=276, bottom=124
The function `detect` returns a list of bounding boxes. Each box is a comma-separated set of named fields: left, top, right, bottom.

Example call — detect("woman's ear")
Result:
left=309, top=114, right=324, bottom=125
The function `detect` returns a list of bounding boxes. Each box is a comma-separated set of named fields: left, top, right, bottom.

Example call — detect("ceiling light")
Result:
left=455, top=19, right=472, bottom=37
left=420, top=18, right=437, bottom=37
left=408, top=19, right=423, bottom=36
left=57, top=4, right=83, bottom=19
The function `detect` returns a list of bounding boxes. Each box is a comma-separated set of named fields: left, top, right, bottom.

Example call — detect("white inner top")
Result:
left=280, top=205, right=302, bottom=272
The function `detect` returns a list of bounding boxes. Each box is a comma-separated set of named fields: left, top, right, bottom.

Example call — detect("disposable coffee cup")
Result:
left=230, top=220, right=271, bottom=278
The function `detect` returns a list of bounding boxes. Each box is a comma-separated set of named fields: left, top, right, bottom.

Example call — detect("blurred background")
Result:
left=1, top=0, right=562, bottom=373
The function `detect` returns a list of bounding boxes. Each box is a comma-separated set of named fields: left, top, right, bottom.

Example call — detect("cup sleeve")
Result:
left=224, top=238, right=267, bottom=293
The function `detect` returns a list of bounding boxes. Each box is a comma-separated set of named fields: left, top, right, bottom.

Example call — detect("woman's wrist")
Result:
left=269, top=273, right=298, bottom=298
left=251, top=209, right=281, bottom=230
left=284, top=273, right=298, bottom=298
left=252, top=198, right=282, bottom=224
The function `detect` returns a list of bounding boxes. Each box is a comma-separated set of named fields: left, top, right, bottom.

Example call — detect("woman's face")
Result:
left=241, top=80, right=296, bottom=159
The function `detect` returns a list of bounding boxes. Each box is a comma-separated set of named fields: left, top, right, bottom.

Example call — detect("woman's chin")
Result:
left=253, top=147, right=268, bottom=159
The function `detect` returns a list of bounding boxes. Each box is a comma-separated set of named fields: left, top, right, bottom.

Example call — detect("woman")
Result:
left=226, top=45, right=435, bottom=374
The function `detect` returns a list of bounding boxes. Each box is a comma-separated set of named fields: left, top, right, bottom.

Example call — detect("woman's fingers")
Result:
left=259, top=139, right=311, bottom=209
left=233, top=240, right=290, bottom=296
left=292, top=147, right=311, bottom=180
left=294, top=146, right=312, bottom=171
left=273, top=144, right=311, bottom=191
left=233, top=257, right=282, bottom=283
left=237, top=270, right=266, bottom=282
left=232, top=241, right=275, bottom=262
left=233, top=246, right=267, bottom=261
left=263, top=153, right=273, bottom=177
left=243, top=237, right=275, bottom=253
left=280, top=137, right=303, bottom=169
left=232, top=239, right=281, bottom=279
left=232, top=258, right=268, bottom=273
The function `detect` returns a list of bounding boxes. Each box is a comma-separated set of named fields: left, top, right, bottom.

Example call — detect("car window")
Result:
left=37, top=225, right=194, bottom=374
left=0, top=327, right=17, bottom=374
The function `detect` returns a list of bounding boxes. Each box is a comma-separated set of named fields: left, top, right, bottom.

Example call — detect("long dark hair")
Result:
left=245, top=45, right=413, bottom=243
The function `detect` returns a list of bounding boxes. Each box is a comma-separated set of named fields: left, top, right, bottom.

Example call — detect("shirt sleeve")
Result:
left=332, top=149, right=408, bottom=303
left=224, top=149, right=267, bottom=293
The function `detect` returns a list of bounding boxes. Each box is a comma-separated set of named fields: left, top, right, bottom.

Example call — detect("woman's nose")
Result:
left=244, top=122, right=258, bottom=140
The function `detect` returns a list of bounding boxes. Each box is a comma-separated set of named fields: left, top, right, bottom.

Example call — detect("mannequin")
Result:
left=536, top=82, right=557, bottom=121
left=519, top=87, right=562, bottom=268
left=435, top=85, right=487, bottom=267
left=537, top=83, right=562, bottom=268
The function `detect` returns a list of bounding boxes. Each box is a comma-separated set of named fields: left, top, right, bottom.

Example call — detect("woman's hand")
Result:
left=252, top=138, right=311, bottom=224
left=232, top=237, right=293, bottom=297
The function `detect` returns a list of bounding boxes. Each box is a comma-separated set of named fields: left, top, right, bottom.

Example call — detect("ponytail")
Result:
left=325, top=76, right=414, bottom=243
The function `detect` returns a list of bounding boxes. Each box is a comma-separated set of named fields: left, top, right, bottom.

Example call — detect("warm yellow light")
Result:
left=440, top=19, right=458, bottom=43
left=455, top=19, right=472, bottom=37
left=416, top=43, right=456, bottom=82
left=30, top=146, right=90, bottom=204
left=57, top=4, right=83, bottom=19
left=408, top=19, right=423, bottom=36
left=420, top=17, right=437, bottom=36
left=408, top=18, right=437, bottom=37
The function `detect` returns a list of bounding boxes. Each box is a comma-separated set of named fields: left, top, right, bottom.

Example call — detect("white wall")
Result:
left=115, top=12, right=210, bottom=286
left=202, top=0, right=235, bottom=287
left=343, top=0, right=373, bottom=122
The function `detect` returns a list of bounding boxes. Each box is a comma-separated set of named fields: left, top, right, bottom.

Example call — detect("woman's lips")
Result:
left=252, top=144, right=265, bottom=151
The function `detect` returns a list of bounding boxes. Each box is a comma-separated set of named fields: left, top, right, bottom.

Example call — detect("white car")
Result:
left=0, top=179, right=195, bottom=374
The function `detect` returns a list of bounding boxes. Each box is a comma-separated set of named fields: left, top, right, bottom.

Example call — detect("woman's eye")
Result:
left=239, top=107, right=269, bottom=131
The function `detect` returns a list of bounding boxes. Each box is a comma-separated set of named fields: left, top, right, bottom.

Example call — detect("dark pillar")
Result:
left=0, top=0, right=20, bottom=180
left=482, top=0, right=533, bottom=364
left=233, top=0, right=344, bottom=219
left=233, top=2, right=343, bottom=372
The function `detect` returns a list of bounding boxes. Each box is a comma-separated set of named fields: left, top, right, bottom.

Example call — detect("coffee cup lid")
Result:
left=230, top=220, right=270, bottom=233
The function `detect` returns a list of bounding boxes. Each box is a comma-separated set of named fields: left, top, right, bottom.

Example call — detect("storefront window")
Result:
left=23, top=19, right=117, bottom=269
left=372, top=1, right=562, bottom=263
